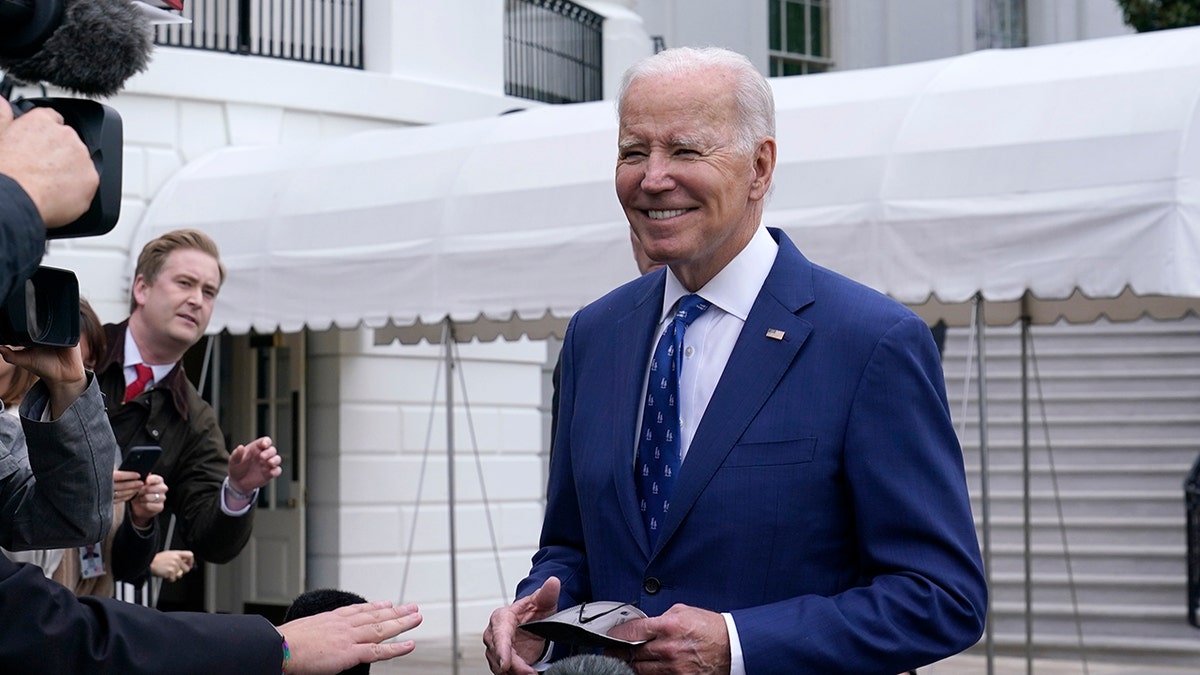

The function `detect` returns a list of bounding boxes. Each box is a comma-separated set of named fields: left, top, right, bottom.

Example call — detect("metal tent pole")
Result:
left=442, top=319, right=461, bottom=675
left=975, top=294, right=995, bottom=675
left=1021, top=314, right=1033, bottom=674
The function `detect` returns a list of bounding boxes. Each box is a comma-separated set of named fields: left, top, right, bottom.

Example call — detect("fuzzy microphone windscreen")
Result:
left=0, top=0, right=153, bottom=97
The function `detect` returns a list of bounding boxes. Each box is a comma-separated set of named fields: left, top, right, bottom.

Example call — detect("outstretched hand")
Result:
left=278, top=600, right=422, bottom=675
left=483, top=576, right=562, bottom=675
left=227, top=436, right=281, bottom=496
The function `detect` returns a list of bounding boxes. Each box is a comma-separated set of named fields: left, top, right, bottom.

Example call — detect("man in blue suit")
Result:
left=484, top=47, right=986, bottom=674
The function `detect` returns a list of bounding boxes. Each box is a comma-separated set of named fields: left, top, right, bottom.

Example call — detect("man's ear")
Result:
left=749, top=137, right=777, bottom=201
left=131, top=275, right=149, bottom=308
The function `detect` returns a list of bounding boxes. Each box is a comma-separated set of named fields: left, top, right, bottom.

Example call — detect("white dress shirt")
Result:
left=636, top=225, right=778, bottom=675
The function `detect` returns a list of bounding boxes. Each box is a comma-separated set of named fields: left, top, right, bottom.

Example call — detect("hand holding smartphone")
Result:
left=119, top=445, right=162, bottom=481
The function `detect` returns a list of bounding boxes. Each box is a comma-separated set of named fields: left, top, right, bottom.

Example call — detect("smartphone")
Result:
left=119, top=445, right=162, bottom=481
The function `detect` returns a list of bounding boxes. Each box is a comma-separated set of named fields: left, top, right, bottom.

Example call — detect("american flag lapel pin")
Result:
left=766, top=328, right=785, bottom=341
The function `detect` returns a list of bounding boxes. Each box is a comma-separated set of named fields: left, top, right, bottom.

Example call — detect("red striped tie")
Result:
left=124, top=364, right=154, bottom=403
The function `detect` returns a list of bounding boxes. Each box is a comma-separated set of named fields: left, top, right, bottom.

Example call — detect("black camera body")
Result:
left=0, top=0, right=144, bottom=347
left=0, top=96, right=123, bottom=346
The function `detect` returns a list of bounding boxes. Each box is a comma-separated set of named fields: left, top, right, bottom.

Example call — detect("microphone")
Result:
left=545, top=654, right=636, bottom=675
left=0, top=0, right=153, bottom=97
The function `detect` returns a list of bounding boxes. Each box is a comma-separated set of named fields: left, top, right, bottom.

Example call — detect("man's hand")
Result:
left=606, top=604, right=732, bottom=675
left=0, top=344, right=87, bottom=419
left=483, top=576, right=561, bottom=675
left=227, top=436, right=282, bottom=497
left=129, top=473, right=167, bottom=528
left=278, top=600, right=422, bottom=675
left=0, top=102, right=98, bottom=228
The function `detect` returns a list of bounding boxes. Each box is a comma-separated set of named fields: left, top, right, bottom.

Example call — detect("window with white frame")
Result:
left=768, top=0, right=831, bottom=76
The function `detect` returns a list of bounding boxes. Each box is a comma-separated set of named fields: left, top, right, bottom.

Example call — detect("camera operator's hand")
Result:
left=0, top=343, right=87, bottom=419
left=0, top=102, right=98, bottom=228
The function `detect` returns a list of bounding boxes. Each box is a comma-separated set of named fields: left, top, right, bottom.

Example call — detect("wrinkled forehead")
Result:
left=159, top=248, right=222, bottom=285
left=619, top=74, right=739, bottom=143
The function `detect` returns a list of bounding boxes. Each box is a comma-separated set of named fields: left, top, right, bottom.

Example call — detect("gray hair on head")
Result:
left=617, top=46, right=775, bottom=156
left=544, top=654, right=637, bottom=675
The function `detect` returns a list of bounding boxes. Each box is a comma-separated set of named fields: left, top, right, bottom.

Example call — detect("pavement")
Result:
left=371, top=637, right=1200, bottom=674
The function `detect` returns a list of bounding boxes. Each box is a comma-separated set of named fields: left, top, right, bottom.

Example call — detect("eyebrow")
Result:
left=617, top=135, right=708, bottom=152
left=617, top=138, right=643, bottom=153
left=174, top=272, right=220, bottom=296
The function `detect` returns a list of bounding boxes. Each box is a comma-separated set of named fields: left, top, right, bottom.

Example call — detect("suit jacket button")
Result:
left=642, top=577, right=661, bottom=594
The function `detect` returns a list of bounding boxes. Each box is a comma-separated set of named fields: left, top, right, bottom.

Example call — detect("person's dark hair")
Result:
left=78, top=297, right=106, bottom=370
left=284, top=589, right=371, bottom=675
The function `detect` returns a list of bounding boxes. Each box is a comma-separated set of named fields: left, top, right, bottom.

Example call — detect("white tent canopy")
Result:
left=134, top=26, right=1200, bottom=340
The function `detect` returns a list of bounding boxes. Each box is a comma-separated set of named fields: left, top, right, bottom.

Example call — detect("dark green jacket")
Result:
left=96, top=321, right=253, bottom=564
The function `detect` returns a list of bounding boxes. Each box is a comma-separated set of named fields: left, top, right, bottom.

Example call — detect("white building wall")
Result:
left=833, top=0, right=975, bottom=70
left=306, top=327, right=548, bottom=640
left=370, top=0, right=506, bottom=92
left=629, top=0, right=770, bottom=71
left=1026, top=0, right=1132, bottom=46
left=635, top=0, right=1133, bottom=76
left=579, top=1, right=657, bottom=99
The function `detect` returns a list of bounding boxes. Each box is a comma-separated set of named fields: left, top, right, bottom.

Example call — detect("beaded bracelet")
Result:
left=281, top=636, right=291, bottom=674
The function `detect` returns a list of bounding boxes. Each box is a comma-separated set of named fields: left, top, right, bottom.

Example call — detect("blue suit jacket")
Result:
left=519, top=229, right=986, bottom=673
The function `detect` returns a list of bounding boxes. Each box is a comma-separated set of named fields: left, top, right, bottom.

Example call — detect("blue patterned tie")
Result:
left=637, top=294, right=710, bottom=547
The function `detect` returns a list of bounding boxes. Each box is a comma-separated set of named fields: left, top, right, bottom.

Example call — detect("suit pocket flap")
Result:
left=722, top=436, right=817, bottom=467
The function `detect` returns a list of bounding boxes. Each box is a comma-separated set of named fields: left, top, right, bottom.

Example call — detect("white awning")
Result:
left=133, top=26, right=1200, bottom=340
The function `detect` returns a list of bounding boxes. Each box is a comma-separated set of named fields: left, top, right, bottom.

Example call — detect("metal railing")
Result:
left=153, top=0, right=363, bottom=69
left=505, top=0, right=604, bottom=104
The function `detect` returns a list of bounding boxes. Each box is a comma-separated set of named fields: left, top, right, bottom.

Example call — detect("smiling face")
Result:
left=130, top=248, right=221, bottom=363
left=616, top=65, right=776, bottom=291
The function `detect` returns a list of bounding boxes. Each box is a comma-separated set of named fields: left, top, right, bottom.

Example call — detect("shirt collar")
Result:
left=660, top=225, right=778, bottom=321
left=124, top=326, right=176, bottom=384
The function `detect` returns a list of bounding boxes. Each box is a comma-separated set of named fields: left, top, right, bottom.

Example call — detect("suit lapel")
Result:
left=611, top=274, right=667, bottom=559
left=654, top=230, right=816, bottom=553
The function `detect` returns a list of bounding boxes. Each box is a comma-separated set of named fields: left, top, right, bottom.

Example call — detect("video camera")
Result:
left=0, top=0, right=152, bottom=346
left=0, top=93, right=123, bottom=347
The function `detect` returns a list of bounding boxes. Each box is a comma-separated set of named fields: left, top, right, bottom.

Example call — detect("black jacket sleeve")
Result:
left=0, top=556, right=282, bottom=673
left=0, top=173, right=46, bottom=303
left=110, top=506, right=159, bottom=583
